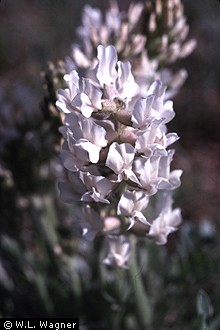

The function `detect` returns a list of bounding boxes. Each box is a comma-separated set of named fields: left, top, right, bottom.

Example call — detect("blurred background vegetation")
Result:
left=1, top=0, right=220, bottom=329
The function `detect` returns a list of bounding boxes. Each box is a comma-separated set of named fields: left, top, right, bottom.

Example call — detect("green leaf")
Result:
left=209, top=315, right=220, bottom=330
left=196, top=289, right=214, bottom=320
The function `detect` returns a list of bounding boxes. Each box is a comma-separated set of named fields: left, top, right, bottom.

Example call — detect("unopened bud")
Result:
left=103, top=217, right=121, bottom=233
left=116, top=110, right=132, bottom=126
left=156, top=0, right=162, bottom=16
left=149, top=13, right=156, bottom=32
left=180, top=39, right=197, bottom=58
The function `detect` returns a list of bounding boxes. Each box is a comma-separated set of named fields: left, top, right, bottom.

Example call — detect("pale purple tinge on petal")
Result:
left=106, top=142, right=135, bottom=175
left=130, top=34, right=146, bottom=55
left=96, top=45, right=118, bottom=87
left=73, top=140, right=102, bottom=164
left=62, top=112, right=82, bottom=139
left=135, top=156, right=161, bottom=195
left=162, top=100, right=175, bottom=124
left=180, top=39, right=197, bottom=58
left=56, top=89, right=72, bottom=114
left=71, top=79, right=102, bottom=118
left=57, top=172, right=87, bottom=203
left=165, top=132, right=179, bottom=147
left=157, top=150, right=183, bottom=190
left=102, top=84, right=120, bottom=102
left=127, top=2, right=144, bottom=26
left=159, top=68, right=188, bottom=99
left=61, top=114, right=108, bottom=165
left=135, top=118, right=165, bottom=156
left=147, top=80, right=175, bottom=124
left=118, top=126, right=137, bottom=144
left=77, top=6, right=102, bottom=53
left=68, top=44, right=91, bottom=69
left=71, top=93, right=94, bottom=118
left=106, top=142, right=139, bottom=184
left=132, top=50, right=158, bottom=90
left=130, top=210, right=149, bottom=227
left=117, top=190, right=149, bottom=218
left=131, top=96, right=154, bottom=129
left=117, top=190, right=150, bottom=229
left=80, top=173, right=112, bottom=204
left=60, top=150, right=80, bottom=172
left=147, top=80, right=165, bottom=100
left=97, top=119, right=118, bottom=144
left=105, top=0, right=120, bottom=31
left=81, top=5, right=102, bottom=31
left=81, top=78, right=102, bottom=109
left=103, top=235, right=131, bottom=268
left=74, top=204, right=104, bottom=241
left=64, top=70, right=80, bottom=99
left=61, top=141, right=92, bottom=172
left=148, top=192, right=182, bottom=245
left=79, top=117, right=107, bottom=148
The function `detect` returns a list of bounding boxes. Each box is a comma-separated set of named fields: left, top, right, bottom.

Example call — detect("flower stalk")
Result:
left=128, top=235, right=152, bottom=329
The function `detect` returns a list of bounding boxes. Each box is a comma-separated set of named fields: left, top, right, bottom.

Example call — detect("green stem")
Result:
left=128, top=236, right=152, bottom=329
left=200, top=317, right=209, bottom=330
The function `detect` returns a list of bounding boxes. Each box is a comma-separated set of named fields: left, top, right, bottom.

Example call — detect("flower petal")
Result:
left=96, top=45, right=118, bottom=86
left=131, top=96, right=154, bottom=128
left=74, top=140, right=101, bottom=163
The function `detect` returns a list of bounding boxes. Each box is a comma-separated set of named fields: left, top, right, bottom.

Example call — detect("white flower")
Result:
left=61, top=112, right=108, bottom=165
left=103, top=235, right=131, bottom=268
left=56, top=71, right=103, bottom=118
left=96, top=45, right=118, bottom=86
left=117, top=190, right=150, bottom=228
left=134, top=156, right=161, bottom=195
left=65, top=0, right=196, bottom=100
left=147, top=80, right=175, bottom=124
left=67, top=2, right=145, bottom=71
left=80, top=172, right=112, bottom=204
left=148, top=192, right=182, bottom=245
left=157, top=150, right=183, bottom=190
left=131, top=96, right=155, bottom=129
left=135, top=120, right=179, bottom=158
left=131, top=80, right=175, bottom=133
left=71, top=78, right=102, bottom=118
left=58, top=45, right=139, bottom=120
left=135, top=118, right=166, bottom=157
left=106, top=142, right=139, bottom=183
left=96, top=45, right=139, bottom=103
left=134, top=151, right=182, bottom=194
left=117, top=60, right=139, bottom=101
left=68, top=43, right=91, bottom=69
left=56, top=70, right=80, bottom=114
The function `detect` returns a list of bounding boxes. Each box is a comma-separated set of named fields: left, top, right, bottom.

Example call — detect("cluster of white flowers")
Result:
left=66, top=0, right=196, bottom=99
left=56, top=44, right=182, bottom=267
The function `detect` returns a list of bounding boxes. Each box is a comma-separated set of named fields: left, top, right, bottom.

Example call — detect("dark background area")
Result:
left=1, top=0, right=220, bottom=327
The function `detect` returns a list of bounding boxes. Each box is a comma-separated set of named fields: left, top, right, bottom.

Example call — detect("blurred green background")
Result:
left=1, top=0, right=220, bottom=328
